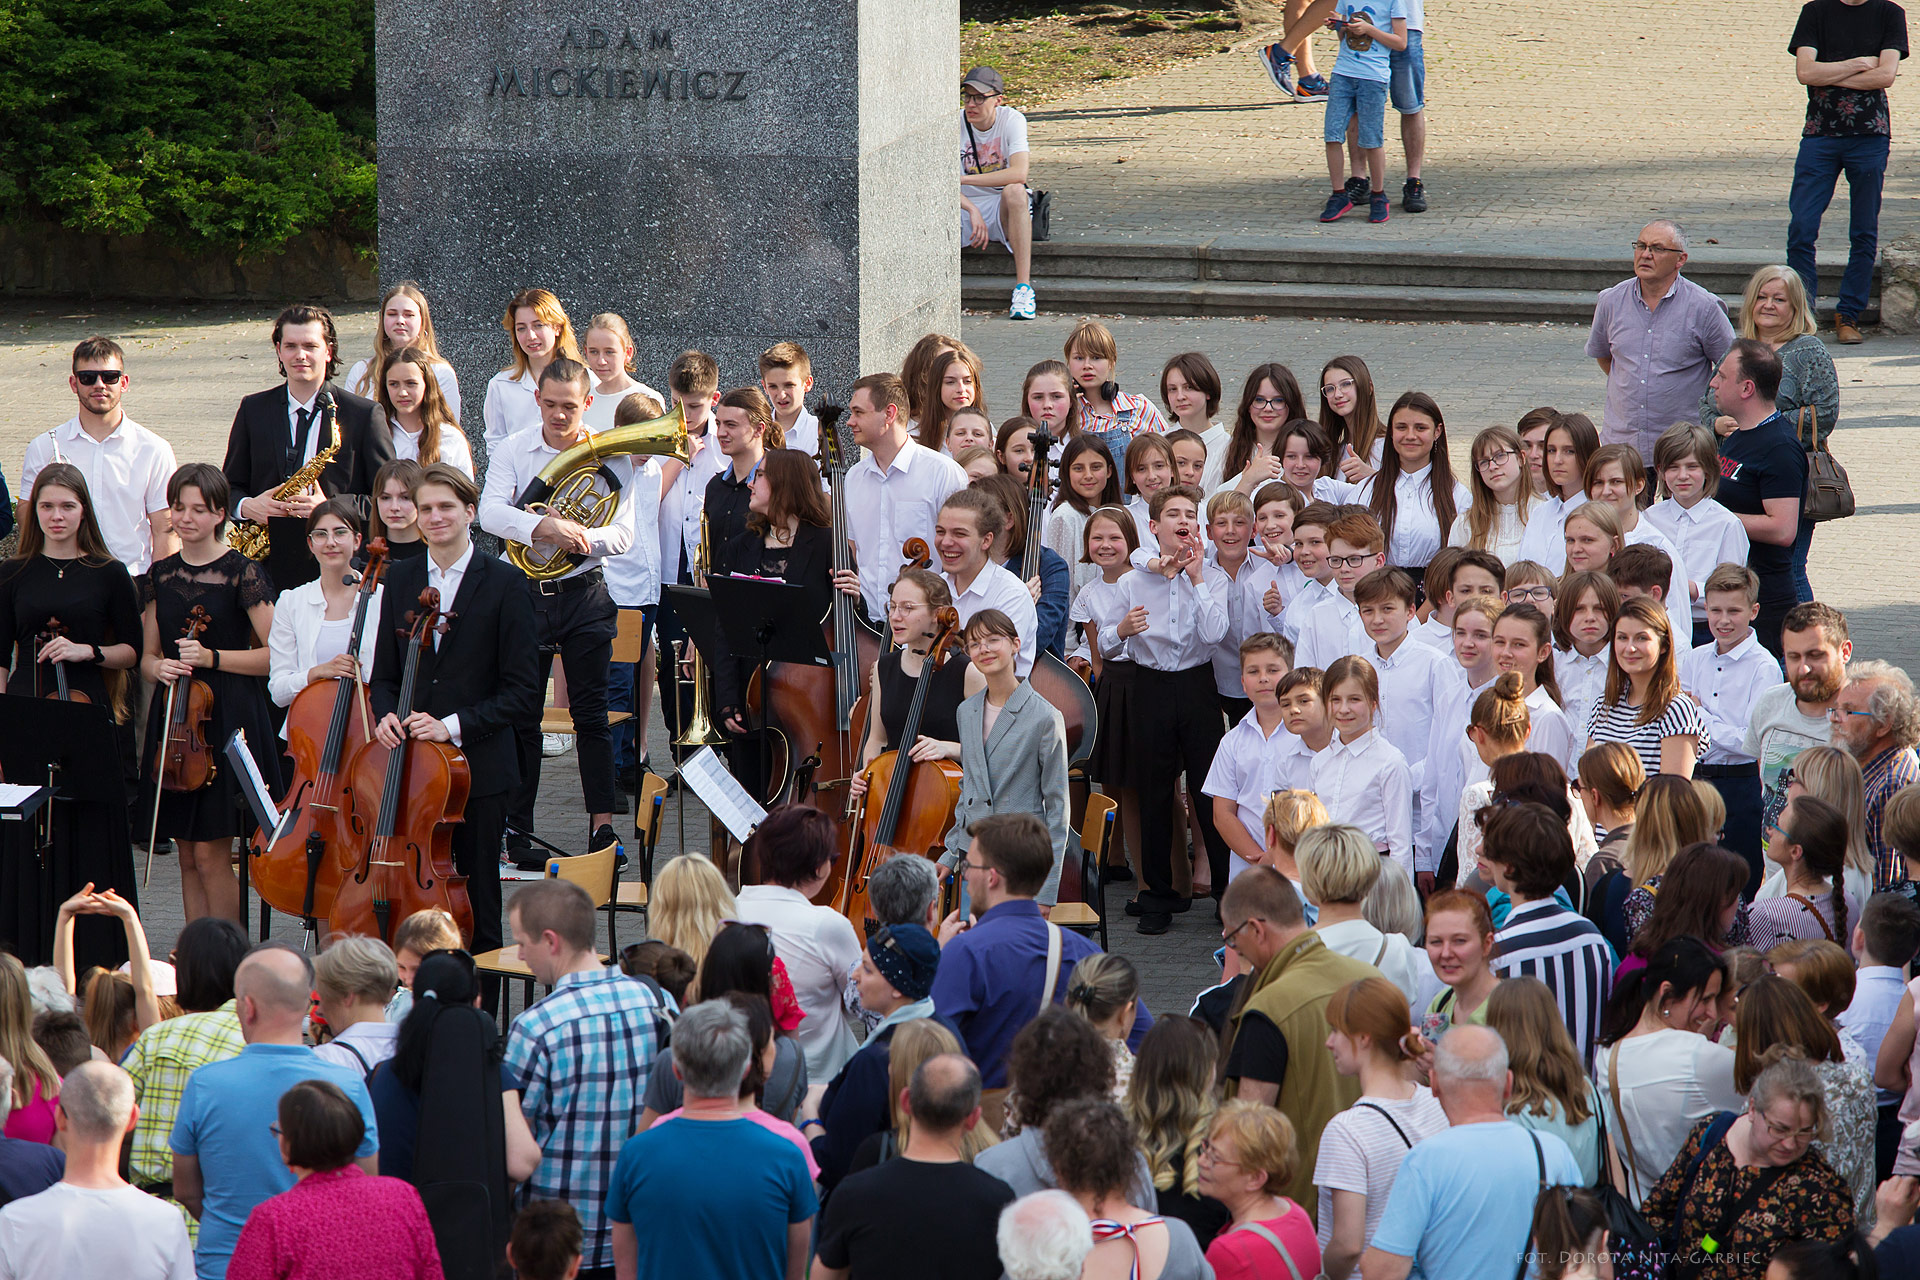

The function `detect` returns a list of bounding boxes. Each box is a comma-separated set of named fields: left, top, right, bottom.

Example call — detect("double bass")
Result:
left=1018, top=424, right=1097, bottom=766
left=330, top=588, right=472, bottom=946
left=836, top=602, right=966, bottom=929
left=751, top=403, right=884, bottom=896
left=250, top=541, right=388, bottom=930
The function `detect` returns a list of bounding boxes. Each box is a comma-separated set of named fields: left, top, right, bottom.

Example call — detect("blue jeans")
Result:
left=1324, top=74, right=1388, bottom=148
left=1787, top=133, right=1889, bottom=322
left=1791, top=516, right=1815, bottom=603
left=1389, top=31, right=1424, bottom=113
left=609, top=605, right=656, bottom=772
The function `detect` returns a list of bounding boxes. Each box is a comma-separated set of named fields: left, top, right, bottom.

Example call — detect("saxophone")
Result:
left=228, top=392, right=340, bottom=561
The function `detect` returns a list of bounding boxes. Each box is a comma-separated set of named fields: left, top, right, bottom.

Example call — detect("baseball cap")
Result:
left=961, top=66, right=1005, bottom=96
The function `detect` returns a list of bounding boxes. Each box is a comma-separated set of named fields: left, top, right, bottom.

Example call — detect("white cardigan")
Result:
left=267, top=579, right=383, bottom=710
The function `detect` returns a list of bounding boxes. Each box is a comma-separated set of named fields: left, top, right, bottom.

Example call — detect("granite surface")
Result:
left=377, top=0, right=960, bottom=474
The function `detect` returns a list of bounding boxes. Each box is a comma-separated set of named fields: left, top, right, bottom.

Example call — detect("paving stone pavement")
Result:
left=1014, top=0, right=1920, bottom=260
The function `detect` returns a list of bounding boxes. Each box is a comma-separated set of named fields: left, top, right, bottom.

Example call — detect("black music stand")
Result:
left=706, top=576, right=833, bottom=818
left=663, top=583, right=717, bottom=661
left=0, top=694, right=129, bottom=965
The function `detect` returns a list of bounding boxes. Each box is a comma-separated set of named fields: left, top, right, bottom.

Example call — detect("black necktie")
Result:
left=292, top=406, right=314, bottom=465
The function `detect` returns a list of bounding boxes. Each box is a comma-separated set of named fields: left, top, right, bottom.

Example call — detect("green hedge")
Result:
left=0, top=0, right=377, bottom=256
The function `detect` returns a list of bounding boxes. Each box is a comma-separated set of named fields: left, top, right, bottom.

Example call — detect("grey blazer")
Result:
left=941, top=681, right=1071, bottom=903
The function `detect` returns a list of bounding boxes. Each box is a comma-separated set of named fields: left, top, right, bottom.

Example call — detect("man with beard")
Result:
left=1830, top=659, right=1920, bottom=889
left=1743, top=601, right=1853, bottom=838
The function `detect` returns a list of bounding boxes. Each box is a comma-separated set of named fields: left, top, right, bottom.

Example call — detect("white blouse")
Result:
left=1046, top=502, right=1098, bottom=597
left=1446, top=502, right=1528, bottom=564
left=266, top=579, right=384, bottom=735
left=390, top=421, right=474, bottom=477
left=1348, top=465, right=1473, bottom=569
left=346, top=358, right=462, bottom=423
left=1517, top=493, right=1570, bottom=572
left=1309, top=728, right=1413, bottom=876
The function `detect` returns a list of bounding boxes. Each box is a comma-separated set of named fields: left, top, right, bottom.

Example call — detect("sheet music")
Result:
left=224, top=730, right=294, bottom=844
left=0, top=785, right=41, bottom=808
left=679, top=747, right=768, bottom=843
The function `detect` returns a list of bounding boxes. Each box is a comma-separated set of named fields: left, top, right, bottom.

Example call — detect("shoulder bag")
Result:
left=965, top=119, right=1052, bottom=242
left=1597, top=1047, right=1672, bottom=1280
left=1797, top=406, right=1854, bottom=523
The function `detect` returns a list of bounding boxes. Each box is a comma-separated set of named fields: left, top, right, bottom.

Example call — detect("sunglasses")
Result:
left=74, top=369, right=124, bottom=385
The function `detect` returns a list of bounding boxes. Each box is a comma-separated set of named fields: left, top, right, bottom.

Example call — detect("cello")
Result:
left=751, top=403, right=884, bottom=897
left=1016, top=423, right=1097, bottom=767
left=250, top=541, right=388, bottom=931
left=836, top=606, right=965, bottom=930
left=331, top=588, right=472, bottom=947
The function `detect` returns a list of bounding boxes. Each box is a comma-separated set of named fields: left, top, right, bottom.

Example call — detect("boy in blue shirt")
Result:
left=1318, top=0, right=1408, bottom=224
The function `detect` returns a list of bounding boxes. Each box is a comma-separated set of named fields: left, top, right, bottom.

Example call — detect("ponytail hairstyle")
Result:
left=1495, top=601, right=1564, bottom=706
left=1325, top=976, right=1429, bottom=1064
left=1470, top=670, right=1532, bottom=749
left=1790, top=746, right=1874, bottom=887
left=1598, top=934, right=1723, bottom=1046
left=1065, top=953, right=1139, bottom=1029
left=1779, top=794, right=1852, bottom=944
left=1577, top=742, right=1646, bottom=819
left=1486, top=976, right=1592, bottom=1124
left=1371, top=392, right=1459, bottom=557
left=1530, top=1187, right=1612, bottom=1280
left=1320, top=654, right=1380, bottom=706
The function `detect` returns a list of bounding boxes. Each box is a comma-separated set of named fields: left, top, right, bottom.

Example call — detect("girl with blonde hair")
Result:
left=879, top=1018, right=996, bottom=1162
left=345, top=281, right=461, bottom=418
left=0, top=954, right=61, bottom=1141
left=581, top=312, right=664, bottom=431
left=1125, top=1015, right=1229, bottom=1247
left=483, top=286, right=585, bottom=450
left=1312, top=977, right=1444, bottom=1280
left=1260, top=788, right=1329, bottom=888
left=1753, top=743, right=1875, bottom=914
left=1065, top=953, right=1140, bottom=1099
left=648, top=854, right=737, bottom=989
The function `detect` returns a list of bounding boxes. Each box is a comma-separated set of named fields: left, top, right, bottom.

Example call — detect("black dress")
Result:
left=0, top=554, right=143, bottom=967
left=384, top=537, right=429, bottom=562
left=876, top=648, right=971, bottom=750
left=139, top=552, right=283, bottom=842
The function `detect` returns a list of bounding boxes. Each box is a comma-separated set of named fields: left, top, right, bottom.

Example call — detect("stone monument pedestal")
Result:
left=377, top=1, right=960, bottom=445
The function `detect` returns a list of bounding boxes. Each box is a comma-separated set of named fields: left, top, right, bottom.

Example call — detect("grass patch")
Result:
left=961, top=1, right=1244, bottom=103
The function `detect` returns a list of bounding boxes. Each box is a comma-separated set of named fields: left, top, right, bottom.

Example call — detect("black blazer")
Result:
left=711, top=522, right=834, bottom=718
left=369, top=548, right=539, bottom=799
left=222, top=382, right=393, bottom=593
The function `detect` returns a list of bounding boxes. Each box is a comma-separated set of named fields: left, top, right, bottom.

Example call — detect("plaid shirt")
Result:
left=1864, top=745, right=1920, bottom=889
left=122, top=1001, right=245, bottom=1236
left=503, top=968, right=666, bottom=1271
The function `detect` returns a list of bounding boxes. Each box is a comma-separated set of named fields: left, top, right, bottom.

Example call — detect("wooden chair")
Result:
left=541, top=608, right=649, bottom=735
left=546, top=844, right=620, bottom=955
left=631, top=772, right=669, bottom=883
left=1054, top=793, right=1116, bottom=949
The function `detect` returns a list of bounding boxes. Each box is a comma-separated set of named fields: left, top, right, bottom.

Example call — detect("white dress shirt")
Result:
left=1622, top=518, right=1694, bottom=643
left=266, top=578, right=384, bottom=710
left=1116, top=562, right=1229, bottom=671
left=1680, top=632, right=1782, bottom=765
left=346, top=358, right=462, bottom=423
left=21, top=414, right=176, bottom=573
left=1556, top=647, right=1610, bottom=751
left=1272, top=730, right=1321, bottom=792
left=390, top=421, right=474, bottom=477
left=479, top=425, right=636, bottom=579
left=944, top=560, right=1039, bottom=677
left=1417, top=670, right=1484, bottom=871
left=1310, top=727, right=1414, bottom=875
left=1446, top=502, right=1528, bottom=564
left=1295, top=591, right=1367, bottom=671
left=1202, top=709, right=1293, bottom=880
left=604, top=459, right=665, bottom=609
left=482, top=369, right=542, bottom=452
left=1198, top=423, right=1231, bottom=492
left=1069, top=577, right=1132, bottom=662
left=1526, top=684, right=1580, bottom=775
left=658, top=428, right=727, bottom=584
left=1644, top=497, right=1751, bottom=620
left=734, top=884, right=863, bottom=1080
left=1210, top=553, right=1282, bottom=699
left=582, top=379, right=665, bottom=432
left=1372, top=637, right=1456, bottom=783
left=1517, top=493, right=1570, bottom=572
left=843, top=439, right=968, bottom=618
left=1046, top=503, right=1098, bottom=597
left=1280, top=577, right=1336, bottom=646
left=1349, top=466, right=1472, bottom=568
left=1409, top=614, right=1453, bottom=653
left=423, top=542, right=475, bottom=745
left=781, top=406, right=821, bottom=460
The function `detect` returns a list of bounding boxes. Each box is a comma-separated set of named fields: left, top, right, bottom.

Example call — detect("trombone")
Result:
left=674, top=508, right=726, bottom=750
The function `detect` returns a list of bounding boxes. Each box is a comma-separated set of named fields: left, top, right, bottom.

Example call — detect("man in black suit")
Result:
left=371, top=464, right=539, bottom=989
left=223, top=304, right=393, bottom=594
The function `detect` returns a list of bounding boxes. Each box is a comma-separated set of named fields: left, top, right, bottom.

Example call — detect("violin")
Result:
left=251, top=542, right=389, bottom=927
left=331, top=588, right=472, bottom=947
left=1017, top=424, right=1097, bottom=769
left=158, top=605, right=218, bottom=793
left=749, top=403, right=884, bottom=898
left=37, top=618, right=93, bottom=704
left=836, top=605, right=966, bottom=930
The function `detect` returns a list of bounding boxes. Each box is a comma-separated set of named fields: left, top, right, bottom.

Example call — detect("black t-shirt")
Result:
left=1223, top=1010, right=1289, bottom=1087
left=816, top=1157, right=1016, bottom=1280
left=1716, top=413, right=1809, bottom=587
left=1790, top=0, right=1910, bottom=137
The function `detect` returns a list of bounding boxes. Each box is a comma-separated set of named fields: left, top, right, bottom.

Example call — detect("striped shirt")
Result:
left=502, top=968, right=668, bottom=1271
left=1862, top=745, right=1920, bottom=889
left=1493, top=899, right=1614, bottom=1066
left=1585, top=692, right=1709, bottom=777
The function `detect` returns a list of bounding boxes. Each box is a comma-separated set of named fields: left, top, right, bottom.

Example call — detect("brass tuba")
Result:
left=505, top=401, right=692, bottom=581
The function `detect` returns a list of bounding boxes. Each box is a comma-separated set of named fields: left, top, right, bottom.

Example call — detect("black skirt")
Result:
left=140, top=670, right=284, bottom=843
left=1088, top=658, right=1145, bottom=789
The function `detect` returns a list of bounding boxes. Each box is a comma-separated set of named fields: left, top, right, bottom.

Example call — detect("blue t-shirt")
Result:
left=605, top=1116, right=818, bottom=1280
left=170, top=1043, right=380, bottom=1280
left=1370, top=1120, right=1580, bottom=1280
left=1332, top=0, right=1406, bottom=82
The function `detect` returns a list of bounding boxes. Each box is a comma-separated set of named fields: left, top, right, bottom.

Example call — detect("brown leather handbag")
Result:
left=1799, top=406, right=1855, bottom=522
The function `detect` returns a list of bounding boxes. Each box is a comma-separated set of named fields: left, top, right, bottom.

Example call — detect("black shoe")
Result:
left=1402, top=177, right=1428, bottom=213
left=1343, top=175, right=1369, bottom=206
left=1169, top=895, right=1193, bottom=914
left=1103, top=864, right=1134, bottom=885
left=1137, top=912, right=1172, bottom=936
left=590, top=823, right=628, bottom=872
left=1124, top=896, right=1146, bottom=918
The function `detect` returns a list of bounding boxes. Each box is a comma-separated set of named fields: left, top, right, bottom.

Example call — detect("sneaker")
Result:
left=1009, top=282, right=1037, bottom=320
left=1836, top=315, right=1864, bottom=344
left=1343, top=175, right=1369, bottom=206
left=542, top=732, right=572, bottom=758
left=1319, top=191, right=1354, bottom=222
left=1257, top=44, right=1296, bottom=97
left=591, top=822, right=629, bottom=872
left=1402, top=177, right=1428, bottom=213
left=1296, top=73, right=1330, bottom=98
left=1369, top=190, right=1391, bottom=223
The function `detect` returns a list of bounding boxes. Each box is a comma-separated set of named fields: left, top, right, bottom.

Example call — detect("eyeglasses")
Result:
left=1505, top=586, right=1554, bottom=604
left=269, top=1122, right=283, bottom=1137
left=1826, top=707, right=1876, bottom=720
left=1251, top=395, right=1292, bottom=410
left=1320, top=379, right=1356, bottom=397
left=962, top=91, right=996, bottom=104
left=1198, top=1139, right=1244, bottom=1167
left=1755, top=1111, right=1818, bottom=1143
left=1221, top=917, right=1260, bottom=951
left=1324, top=553, right=1376, bottom=569
left=1475, top=449, right=1518, bottom=473
left=74, top=369, right=125, bottom=385
left=1631, top=242, right=1684, bottom=256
